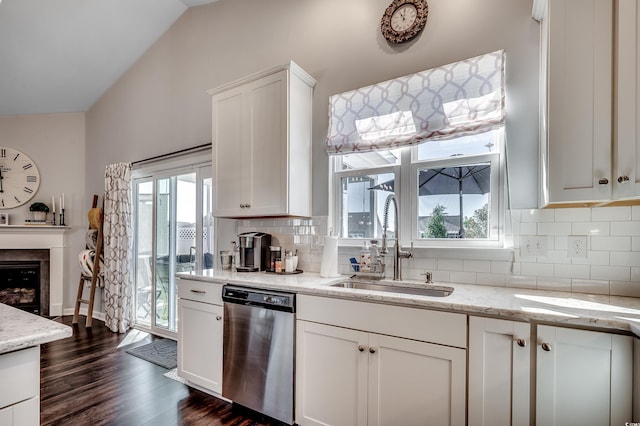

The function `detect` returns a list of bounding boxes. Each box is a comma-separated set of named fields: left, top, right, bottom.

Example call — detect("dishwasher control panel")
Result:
left=222, top=285, right=295, bottom=312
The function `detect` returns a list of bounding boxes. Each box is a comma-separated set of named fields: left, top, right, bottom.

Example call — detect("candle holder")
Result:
left=52, top=212, right=56, bottom=226
left=60, top=209, right=66, bottom=227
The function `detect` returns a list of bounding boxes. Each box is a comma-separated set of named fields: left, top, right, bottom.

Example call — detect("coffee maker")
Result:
left=237, top=232, right=271, bottom=272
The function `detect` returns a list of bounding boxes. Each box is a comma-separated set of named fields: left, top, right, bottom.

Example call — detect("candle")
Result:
left=59, top=197, right=62, bottom=212
left=62, top=193, right=64, bottom=210
left=52, top=196, right=55, bottom=213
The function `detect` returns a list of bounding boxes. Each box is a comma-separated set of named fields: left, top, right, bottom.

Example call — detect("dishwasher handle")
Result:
left=222, top=284, right=295, bottom=313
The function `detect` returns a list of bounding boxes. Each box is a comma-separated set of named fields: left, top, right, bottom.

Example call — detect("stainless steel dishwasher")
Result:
left=222, top=284, right=295, bottom=425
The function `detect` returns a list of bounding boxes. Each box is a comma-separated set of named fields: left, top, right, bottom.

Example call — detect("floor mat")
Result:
left=164, top=368, right=187, bottom=384
left=125, top=339, right=177, bottom=369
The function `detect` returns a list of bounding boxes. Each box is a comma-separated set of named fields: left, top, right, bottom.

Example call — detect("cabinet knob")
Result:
left=618, top=175, right=630, bottom=184
left=598, top=178, right=609, bottom=185
left=216, top=315, right=222, bottom=321
left=358, top=345, right=366, bottom=352
left=516, top=338, right=526, bottom=347
left=369, top=347, right=376, bottom=354
left=541, top=342, right=551, bottom=352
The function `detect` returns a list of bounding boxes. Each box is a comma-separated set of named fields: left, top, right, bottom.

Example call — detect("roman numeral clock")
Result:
left=0, top=147, right=40, bottom=209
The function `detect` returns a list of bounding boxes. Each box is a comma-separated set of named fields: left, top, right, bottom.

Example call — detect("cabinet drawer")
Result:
left=0, top=346, right=39, bottom=410
left=178, top=279, right=222, bottom=305
left=298, top=295, right=467, bottom=348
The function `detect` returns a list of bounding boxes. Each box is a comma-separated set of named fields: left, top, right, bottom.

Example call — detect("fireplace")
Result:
left=0, top=226, right=66, bottom=316
left=0, top=250, right=50, bottom=315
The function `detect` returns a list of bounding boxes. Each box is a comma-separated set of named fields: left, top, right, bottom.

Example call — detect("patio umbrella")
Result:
left=369, top=164, right=490, bottom=236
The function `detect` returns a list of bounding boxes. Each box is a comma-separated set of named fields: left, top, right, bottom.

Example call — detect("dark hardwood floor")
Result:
left=40, top=316, right=280, bottom=426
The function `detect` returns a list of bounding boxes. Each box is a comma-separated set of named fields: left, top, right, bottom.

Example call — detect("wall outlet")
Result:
left=520, top=236, right=548, bottom=257
left=567, top=235, right=588, bottom=258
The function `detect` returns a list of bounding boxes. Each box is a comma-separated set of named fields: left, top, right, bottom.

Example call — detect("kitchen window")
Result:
left=328, top=51, right=506, bottom=246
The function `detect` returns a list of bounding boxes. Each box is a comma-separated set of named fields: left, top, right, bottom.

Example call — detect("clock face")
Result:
left=381, top=0, right=428, bottom=44
left=0, top=147, right=41, bottom=209
left=391, top=4, right=418, bottom=32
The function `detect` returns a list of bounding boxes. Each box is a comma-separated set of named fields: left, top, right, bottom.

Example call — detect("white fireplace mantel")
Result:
left=0, top=226, right=70, bottom=316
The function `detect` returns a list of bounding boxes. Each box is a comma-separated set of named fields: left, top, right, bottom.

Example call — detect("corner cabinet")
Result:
left=536, top=325, right=632, bottom=426
left=295, top=295, right=467, bottom=426
left=0, top=346, right=40, bottom=426
left=208, top=62, right=316, bottom=218
left=538, top=0, right=640, bottom=205
left=177, top=279, right=223, bottom=394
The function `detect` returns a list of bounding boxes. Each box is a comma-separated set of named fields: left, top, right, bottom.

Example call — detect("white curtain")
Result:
left=326, top=50, right=505, bottom=154
left=103, top=162, right=134, bottom=333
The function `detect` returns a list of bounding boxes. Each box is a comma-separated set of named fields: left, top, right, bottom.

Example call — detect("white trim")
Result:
left=532, top=0, right=547, bottom=21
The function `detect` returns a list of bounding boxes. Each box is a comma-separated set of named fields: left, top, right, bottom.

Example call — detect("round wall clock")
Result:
left=381, top=0, right=429, bottom=44
left=0, top=147, right=41, bottom=209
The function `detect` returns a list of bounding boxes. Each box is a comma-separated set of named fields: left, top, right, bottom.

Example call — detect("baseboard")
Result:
left=62, top=307, right=106, bottom=322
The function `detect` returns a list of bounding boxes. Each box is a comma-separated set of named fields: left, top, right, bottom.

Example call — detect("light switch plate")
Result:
left=520, top=236, right=548, bottom=257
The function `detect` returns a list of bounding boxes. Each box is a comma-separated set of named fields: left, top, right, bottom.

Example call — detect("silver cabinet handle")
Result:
left=358, top=345, right=366, bottom=352
left=598, top=178, right=609, bottom=185
left=516, top=338, right=526, bottom=347
left=369, top=347, right=376, bottom=354
left=541, top=342, right=551, bottom=352
left=240, top=203, right=246, bottom=208
left=190, top=289, right=206, bottom=294
left=216, top=315, right=222, bottom=321
left=239, top=203, right=251, bottom=208
left=618, top=176, right=630, bottom=184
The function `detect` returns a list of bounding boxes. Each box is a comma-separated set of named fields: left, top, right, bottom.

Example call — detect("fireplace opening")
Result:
left=0, top=262, right=41, bottom=314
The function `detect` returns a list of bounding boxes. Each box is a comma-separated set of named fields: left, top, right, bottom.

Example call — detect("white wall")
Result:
left=0, top=113, right=87, bottom=312
left=85, top=0, right=540, bottom=212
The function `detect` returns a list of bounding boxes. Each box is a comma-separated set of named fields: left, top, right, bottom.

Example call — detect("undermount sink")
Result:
left=330, top=281, right=454, bottom=297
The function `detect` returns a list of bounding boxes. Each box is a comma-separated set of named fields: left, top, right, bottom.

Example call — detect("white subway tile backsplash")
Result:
left=477, top=273, right=506, bottom=286
left=586, top=250, right=610, bottom=266
left=571, top=279, right=610, bottom=295
left=591, top=265, right=630, bottom=282
left=506, top=275, right=537, bottom=289
left=521, top=262, right=554, bottom=277
left=632, top=237, right=640, bottom=252
left=592, top=206, right=632, bottom=221
left=591, top=236, right=632, bottom=252
left=572, top=222, right=610, bottom=236
left=554, top=264, right=590, bottom=280
left=537, top=222, right=572, bottom=236
left=463, top=260, right=491, bottom=273
left=450, top=271, right=477, bottom=284
left=611, top=252, right=640, bottom=267
left=438, top=259, right=463, bottom=271
left=537, top=277, right=572, bottom=292
left=611, top=221, right=640, bottom=236
left=491, top=261, right=513, bottom=274
left=633, top=206, right=640, bottom=221
left=555, top=208, right=591, bottom=222
left=519, top=222, right=537, bottom=235
left=520, top=209, right=555, bottom=223
left=610, top=281, right=640, bottom=297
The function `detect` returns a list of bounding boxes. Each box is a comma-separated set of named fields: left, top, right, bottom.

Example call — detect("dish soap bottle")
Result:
left=359, top=241, right=371, bottom=272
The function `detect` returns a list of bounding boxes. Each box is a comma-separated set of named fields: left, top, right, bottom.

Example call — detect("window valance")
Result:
left=326, top=50, right=506, bottom=155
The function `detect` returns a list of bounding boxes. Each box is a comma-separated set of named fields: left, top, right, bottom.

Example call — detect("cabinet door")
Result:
left=213, top=87, right=249, bottom=217
left=537, top=325, right=632, bottom=426
left=546, top=0, right=612, bottom=203
left=12, top=397, right=39, bottom=426
left=368, top=333, right=466, bottom=426
left=615, top=0, right=640, bottom=199
left=177, top=299, right=223, bottom=393
left=468, top=317, right=530, bottom=426
left=245, top=70, right=288, bottom=216
left=295, top=321, right=368, bottom=426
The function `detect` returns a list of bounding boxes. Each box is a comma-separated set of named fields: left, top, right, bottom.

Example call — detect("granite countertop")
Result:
left=0, top=303, right=73, bottom=355
left=178, top=269, right=640, bottom=336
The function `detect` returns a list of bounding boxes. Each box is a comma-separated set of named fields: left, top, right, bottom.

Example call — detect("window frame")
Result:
left=329, top=129, right=506, bottom=248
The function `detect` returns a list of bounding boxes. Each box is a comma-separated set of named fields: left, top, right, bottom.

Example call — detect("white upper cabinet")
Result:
left=209, top=62, right=316, bottom=218
left=539, top=0, right=613, bottom=205
left=615, top=0, right=640, bottom=199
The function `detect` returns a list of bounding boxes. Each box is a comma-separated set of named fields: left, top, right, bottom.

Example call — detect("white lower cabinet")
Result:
left=536, top=325, right=633, bottom=426
left=0, top=345, right=40, bottom=426
left=468, top=317, right=530, bottom=426
left=177, top=279, right=223, bottom=394
left=295, top=295, right=466, bottom=426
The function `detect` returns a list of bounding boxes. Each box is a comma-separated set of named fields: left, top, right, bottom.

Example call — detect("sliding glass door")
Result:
left=133, top=162, right=212, bottom=337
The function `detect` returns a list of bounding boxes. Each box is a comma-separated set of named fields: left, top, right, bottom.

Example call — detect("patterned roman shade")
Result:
left=326, top=50, right=506, bottom=154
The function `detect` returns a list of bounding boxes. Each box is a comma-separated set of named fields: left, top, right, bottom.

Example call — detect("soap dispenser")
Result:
left=359, top=241, right=372, bottom=272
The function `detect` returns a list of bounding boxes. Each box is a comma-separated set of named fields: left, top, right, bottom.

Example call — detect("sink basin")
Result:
left=330, top=281, right=454, bottom=297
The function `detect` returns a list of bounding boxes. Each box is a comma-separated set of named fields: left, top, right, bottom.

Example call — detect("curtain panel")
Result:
left=103, top=162, right=134, bottom=333
left=326, top=50, right=506, bottom=154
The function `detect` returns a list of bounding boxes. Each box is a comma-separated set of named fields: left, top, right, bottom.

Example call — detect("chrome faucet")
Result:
left=380, top=194, right=412, bottom=281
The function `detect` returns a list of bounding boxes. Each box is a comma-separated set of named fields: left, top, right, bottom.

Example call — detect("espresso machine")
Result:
left=237, top=232, right=271, bottom=272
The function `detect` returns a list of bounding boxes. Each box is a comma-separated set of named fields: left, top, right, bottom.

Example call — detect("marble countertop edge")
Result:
left=0, top=304, right=73, bottom=355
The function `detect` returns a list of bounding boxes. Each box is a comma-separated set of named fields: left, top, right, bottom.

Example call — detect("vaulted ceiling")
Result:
left=0, top=0, right=219, bottom=116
